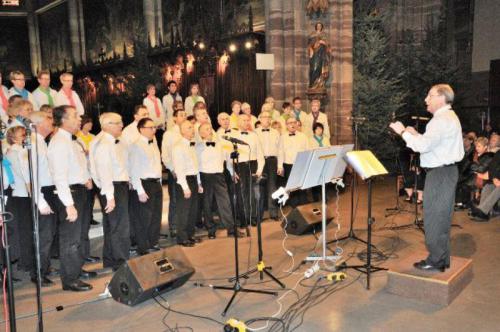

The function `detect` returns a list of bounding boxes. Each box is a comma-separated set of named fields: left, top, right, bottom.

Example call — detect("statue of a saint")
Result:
left=308, top=22, right=331, bottom=91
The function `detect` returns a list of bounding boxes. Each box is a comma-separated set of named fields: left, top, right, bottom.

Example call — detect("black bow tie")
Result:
left=148, top=139, right=154, bottom=144
left=262, top=129, right=270, bottom=132
left=206, top=142, right=216, bottom=147
left=190, top=142, right=196, bottom=146
left=71, top=135, right=77, bottom=141
left=224, top=129, right=231, bottom=134
left=115, top=139, right=120, bottom=144
left=289, top=133, right=296, bottom=136
left=241, top=132, right=249, bottom=135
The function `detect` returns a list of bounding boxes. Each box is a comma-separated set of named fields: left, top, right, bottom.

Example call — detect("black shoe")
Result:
left=208, top=232, right=216, bottom=239
left=90, top=219, right=100, bottom=225
left=31, top=276, right=54, bottom=287
left=178, top=241, right=195, bottom=247
left=147, top=244, right=161, bottom=252
left=413, top=260, right=445, bottom=272
left=188, top=237, right=202, bottom=244
left=84, top=256, right=101, bottom=263
left=470, top=206, right=489, bottom=222
left=80, top=269, right=98, bottom=279
left=62, top=279, right=93, bottom=292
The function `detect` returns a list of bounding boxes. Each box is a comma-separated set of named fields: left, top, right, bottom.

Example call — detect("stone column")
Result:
left=26, top=0, right=42, bottom=75
left=266, top=0, right=285, bottom=100
left=68, top=0, right=86, bottom=66
left=143, top=0, right=163, bottom=47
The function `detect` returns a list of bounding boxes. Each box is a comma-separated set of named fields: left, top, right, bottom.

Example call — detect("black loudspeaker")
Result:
left=282, top=202, right=334, bottom=235
left=109, top=246, right=195, bottom=306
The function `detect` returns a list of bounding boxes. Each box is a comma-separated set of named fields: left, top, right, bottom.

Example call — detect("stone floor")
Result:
left=1, top=177, right=499, bottom=332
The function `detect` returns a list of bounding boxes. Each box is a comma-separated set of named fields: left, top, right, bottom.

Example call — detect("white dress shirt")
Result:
left=28, top=133, right=54, bottom=211
left=8, top=87, right=36, bottom=108
left=196, top=139, right=232, bottom=174
left=304, top=112, right=330, bottom=139
left=233, top=130, right=264, bottom=175
left=89, top=132, right=129, bottom=200
left=255, top=127, right=280, bottom=157
left=129, top=135, right=162, bottom=195
left=6, top=144, right=29, bottom=197
left=1, top=85, right=9, bottom=123
left=32, top=87, right=57, bottom=110
left=162, top=93, right=182, bottom=126
left=54, top=89, right=85, bottom=116
left=143, top=96, right=166, bottom=128
left=217, top=127, right=238, bottom=154
left=309, top=135, right=331, bottom=148
left=121, top=121, right=141, bottom=146
left=161, top=125, right=182, bottom=171
left=278, top=131, right=310, bottom=168
left=184, top=95, right=205, bottom=116
left=48, top=128, right=90, bottom=206
left=402, top=105, right=464, bottom=168
left=172, top=137, right=200, bottom=191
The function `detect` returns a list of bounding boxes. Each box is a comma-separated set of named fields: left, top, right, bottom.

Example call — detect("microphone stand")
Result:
left=0, top=131, right=17, bottom=332
left=209, top=142, right=276, bottom=317
left=24, top=126, right=44, bottom=331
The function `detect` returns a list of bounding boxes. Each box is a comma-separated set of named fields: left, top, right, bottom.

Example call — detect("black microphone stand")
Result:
left=209, top=142, right=276, bottom=317
left=0, top=130, right=17, bottom=332
left=24, top=126, right=45, bottom=331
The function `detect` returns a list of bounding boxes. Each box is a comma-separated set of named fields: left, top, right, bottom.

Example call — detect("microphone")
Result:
left=347, top=116, right=367, bottom=122
left=17, top=116, right=33, bottom=128
left=222, top=135, right=249, bottom=146
left=411, top=116, right=430, bottom=121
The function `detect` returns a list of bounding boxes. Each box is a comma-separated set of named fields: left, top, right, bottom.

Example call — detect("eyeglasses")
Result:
left=108, top=121, right=123, bottom=125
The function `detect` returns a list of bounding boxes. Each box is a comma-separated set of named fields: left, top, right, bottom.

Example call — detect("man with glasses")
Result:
left=32, top=70, right=57, bottom=111
left=8, top=70, right=36, bottom=106
left=55, top=72, right=85, bottom=116
left=390, top=84, right=464, bottom=272
left=89, top=112, right=130, bottom=271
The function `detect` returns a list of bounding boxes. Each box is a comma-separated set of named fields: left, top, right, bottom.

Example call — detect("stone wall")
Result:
left=265, top=0, right=353, bottom=144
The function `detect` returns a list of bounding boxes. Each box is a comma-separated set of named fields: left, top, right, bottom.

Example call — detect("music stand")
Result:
left=339, top=150, right=388, bottom=289
left=285, top=145, right=350, bottom=264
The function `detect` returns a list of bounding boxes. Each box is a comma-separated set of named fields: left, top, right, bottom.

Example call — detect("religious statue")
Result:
left=308, top=22, right=331, bottom=92
left=306, top=0, right=329, bottom=16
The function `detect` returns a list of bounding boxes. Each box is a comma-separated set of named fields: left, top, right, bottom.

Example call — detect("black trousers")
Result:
left=166, top=169, right=177, bottom=231
left=80, top=187, right=94, bottom=259
left=200, top=172, right=234, bottom=232
left=2, top=189, right=20, bottom=265
left=128, top=188, right=139, bottom=245
left=237, top=160, right=257, bottom=225
left=155, top=128, right=165, bottom=151
left=133, top=179, right=163, bottom=254
left=98, top=183, right=130, bottom=270
left=174, top=176, right=199, bottom=243
left=53, top=184, right=86, bottom=284
left=10, top=196, right=33, bottom=272
left=262, top=156, right=279, bottom=218
left=423, top=165, right=458, bottom=266
left=284, top=163, right=307, bottom=207
left=36, top=186, right=58, bottom=278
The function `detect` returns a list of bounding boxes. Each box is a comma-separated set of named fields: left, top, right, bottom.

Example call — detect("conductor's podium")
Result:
left=385, top=251, right=473, bottom=306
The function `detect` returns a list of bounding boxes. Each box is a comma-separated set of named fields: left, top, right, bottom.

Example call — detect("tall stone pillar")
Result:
left=68, top=0, right=86, bottom=65
left=143, top=0, right=164, bottom=47
left=265, top=0, right=353, bottom=144
left=26, top=0, right=42, bottom=75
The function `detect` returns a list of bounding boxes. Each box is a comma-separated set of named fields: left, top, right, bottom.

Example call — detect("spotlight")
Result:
left=244, top=41, right=252, bottom=49
left=199, top=42, right=206, bottom=50
left=229, top=43, right=237, bottom=53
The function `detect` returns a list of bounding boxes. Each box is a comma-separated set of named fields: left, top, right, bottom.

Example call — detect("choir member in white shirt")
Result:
left=162, top=80, right=183, bottom=126
left=171, top=120, right=203, bottom=247
left=121, top=105, right=150, bottom=146
left=8, top=71, right=36, bottom=107
left=234, top=114, right=265, bottom=226
left=6, top=99, right=33, bottom=129
left=89, top=112, right=130, bottom=271
left=54, top=73, right=85, bottom=116
left=193, top=101, right=212, bottom=141
left=196, top=123, right=242, bottom=238
left=129, top=118, right=163, bottom=255
left=255, top=111, right=281, bottom=220
left=5, top=126, right=32, bottom=272
left=26, top=111, right=57, bottom=285
left=304, top=99, right=330, bottom=139
left=278, top=117, right=310, bottom=207
left=143, top=84, right=166, bottom=148
left=32, top=70, right=57, bottom=111
left=161, top=109, right=187, bottom=238
left=241, top=102, right=258, bottom=130
left=184, top=83, right=206, bottom=117
left=48, top=105, right=94, bottom=291
left=0, top=72, right=11, bottom=123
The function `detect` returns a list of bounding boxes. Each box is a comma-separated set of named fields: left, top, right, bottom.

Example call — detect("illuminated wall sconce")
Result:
left=244, top=41, right=253, bottom=50
left=198, top=42, right=206, bottom=50
left=229, top=43, right=237, bottom=53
